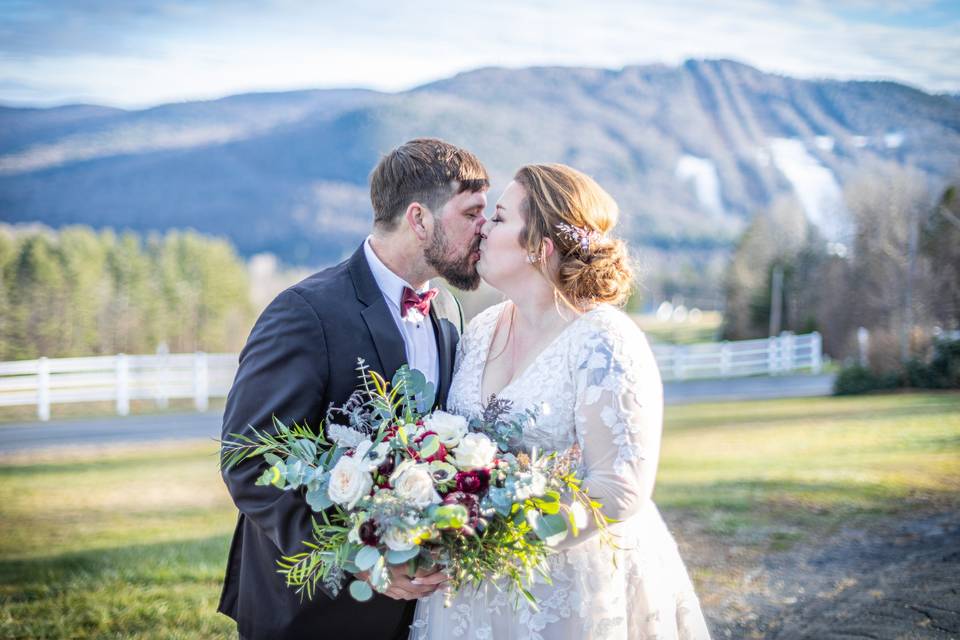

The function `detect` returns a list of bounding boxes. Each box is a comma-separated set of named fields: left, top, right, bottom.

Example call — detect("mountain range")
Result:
left=2, top=59, right=958, bottom=269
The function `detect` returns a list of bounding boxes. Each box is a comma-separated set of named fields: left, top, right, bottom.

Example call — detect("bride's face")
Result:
left=477, top=181, right=531, bottom=289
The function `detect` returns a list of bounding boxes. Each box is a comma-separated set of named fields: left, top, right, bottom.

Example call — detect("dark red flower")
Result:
left=455, top=468, right=490, bottom=494
left=358, top=520, right=379, bottom=546
left=377, top=456, right=395, bottom=477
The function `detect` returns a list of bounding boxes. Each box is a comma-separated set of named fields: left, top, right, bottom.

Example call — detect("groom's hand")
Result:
left=354, top=566, right=448, bottom=600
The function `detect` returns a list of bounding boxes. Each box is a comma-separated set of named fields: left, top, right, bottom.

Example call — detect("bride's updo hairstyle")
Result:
left=514, top=164, right=633, bottom=308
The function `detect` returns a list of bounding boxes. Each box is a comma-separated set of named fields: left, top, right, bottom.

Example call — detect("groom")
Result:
left=218, top=138, right=489, bottom=639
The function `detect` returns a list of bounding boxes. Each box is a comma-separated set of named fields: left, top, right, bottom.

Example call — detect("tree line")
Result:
left=0, top=225, right=254, bottom=361
left=723, top=163, right=960, bottom=372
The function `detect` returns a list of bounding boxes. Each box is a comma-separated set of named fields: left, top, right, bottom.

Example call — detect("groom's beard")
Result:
left=424, top=223, right=481, bottom=291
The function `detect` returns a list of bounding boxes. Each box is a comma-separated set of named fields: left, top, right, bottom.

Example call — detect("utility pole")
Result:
left=769, top=264, right=784, bottom=337
left=901, top=204, right=920, bottom=362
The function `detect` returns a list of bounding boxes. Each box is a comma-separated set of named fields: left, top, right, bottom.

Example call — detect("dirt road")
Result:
left=672, top=509, right=960, bottom=639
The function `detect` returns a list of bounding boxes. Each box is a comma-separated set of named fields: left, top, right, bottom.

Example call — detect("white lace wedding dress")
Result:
left=411, top=302, right=711, bottom=640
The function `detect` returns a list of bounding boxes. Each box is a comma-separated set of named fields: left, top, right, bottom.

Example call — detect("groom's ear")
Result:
left=404, top=202, right=430, bottom=241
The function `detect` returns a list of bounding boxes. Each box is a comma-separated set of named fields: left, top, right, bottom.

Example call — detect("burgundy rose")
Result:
left=376, top=456, right=395, bottom=477
left=455, top=468, right=490, bottom=494
left=358, top=520, right=379, bottom=546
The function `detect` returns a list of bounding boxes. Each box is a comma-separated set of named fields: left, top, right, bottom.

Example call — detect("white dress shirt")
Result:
left=363, top=237, right=440, bottom=388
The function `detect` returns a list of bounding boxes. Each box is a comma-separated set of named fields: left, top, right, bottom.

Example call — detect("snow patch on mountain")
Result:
left=675, top=154, right=725, bottom=217
left=768, top=138, right=850, bottom=243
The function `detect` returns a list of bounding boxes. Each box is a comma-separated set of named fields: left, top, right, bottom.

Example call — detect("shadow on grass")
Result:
left=656, top=477, right=957, bottom=514
left=0, top=446, right=222, bottom=477
left=658, top=478, right=960, bottom=550
left=664, top=394, right=959, bottom=432
left=0, top=534, right=236, bottom=639
left=0, top=534, right=232, bottom=597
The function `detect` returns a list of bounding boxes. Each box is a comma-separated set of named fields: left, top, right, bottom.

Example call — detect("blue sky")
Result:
left=1, top=0, right=958, bottom=108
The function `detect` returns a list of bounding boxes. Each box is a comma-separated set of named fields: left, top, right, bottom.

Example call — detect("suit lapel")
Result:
left=430, top=288, right=463, bottom=407
left=430, top=309, right=455, bottom=406
left=348, top=245, right=407, bottom=379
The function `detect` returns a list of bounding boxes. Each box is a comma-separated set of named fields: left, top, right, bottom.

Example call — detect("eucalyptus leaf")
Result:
left=305, top=484, right=333, bottom=511
left=264, top=453, right=283, bottom=467
left=266, top=462, right=287, bottom=488
left=385, top=547, right=420, bottom=564
left=255, top=466, right=277, bottom=486
left=432, top=504, right=469, bottom=529
left=284, top=459, right=306, bottom=488
left=529, top=511, right=569, bottom=546
left=292, top=438, right=317, bottom=461
left=348, top=579, right=373, bottom=602
left=487, top=486, right=513, bottom=516
left=416, top=381, right=435, bottom=414
left=418, top=435, right=440, bottom=459
left=407, top=367, right=427, bottom=391
left=306, top=467, right=328, bottom=491
left=355, top=545, right=381, bottom=572
left=369, top=556, right=389, bottom=590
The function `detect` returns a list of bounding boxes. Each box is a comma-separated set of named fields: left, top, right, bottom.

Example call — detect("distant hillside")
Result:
left=1, top=60, right=958, bottom=267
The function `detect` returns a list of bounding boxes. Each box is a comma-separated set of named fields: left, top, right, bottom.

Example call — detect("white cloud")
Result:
left=0, top=0, right=957, bottom=107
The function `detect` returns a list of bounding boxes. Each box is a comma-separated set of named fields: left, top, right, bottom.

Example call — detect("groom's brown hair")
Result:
left=370, top=138, right=489, bottom=229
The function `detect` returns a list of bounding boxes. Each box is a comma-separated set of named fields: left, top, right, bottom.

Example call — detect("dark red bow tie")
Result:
left=401, top=287, right=438, bottom=319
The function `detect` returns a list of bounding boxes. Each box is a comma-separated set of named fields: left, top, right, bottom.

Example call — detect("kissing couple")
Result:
left=218, top=138, right=711, bottom=640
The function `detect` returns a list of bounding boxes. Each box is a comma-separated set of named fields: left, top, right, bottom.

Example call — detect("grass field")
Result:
left=0, top=398, right=228, bottom=425
left=1, top=392, right=958, bottom=639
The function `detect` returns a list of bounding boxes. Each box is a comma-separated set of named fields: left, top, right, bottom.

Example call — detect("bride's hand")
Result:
left=353, top=565, right=448, bottom=601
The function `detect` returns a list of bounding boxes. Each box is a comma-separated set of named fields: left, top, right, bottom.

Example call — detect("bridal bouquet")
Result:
left=221, top=360, right=612, bottom=607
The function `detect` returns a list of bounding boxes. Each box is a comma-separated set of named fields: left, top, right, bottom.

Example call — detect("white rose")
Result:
left=382, top=526, right=416, bottom=551
left=452, top=432, right=497, bottom=471
left=393, top=463, right=442, bottom=509
left=327, top=455, right=373, bottom=509
left=422, top=411, right=468, bottom=447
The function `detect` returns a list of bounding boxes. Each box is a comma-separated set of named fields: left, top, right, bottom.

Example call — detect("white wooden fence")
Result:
left=0, top=352, right=238, bottom=421
left=651, top=331, right=822, bottom=381
left=0, top=332, right=822, bottom=421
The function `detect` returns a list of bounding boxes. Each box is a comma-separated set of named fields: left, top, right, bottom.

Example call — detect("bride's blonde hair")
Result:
left=513, top=164, right=633, bottom=308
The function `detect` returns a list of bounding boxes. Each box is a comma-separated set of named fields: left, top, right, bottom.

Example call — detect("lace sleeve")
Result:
left=557, top=310, right=664, bottom=549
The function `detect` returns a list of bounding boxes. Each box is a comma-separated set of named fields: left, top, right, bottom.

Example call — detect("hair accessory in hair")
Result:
left=555, top=222, right=600, bottom=254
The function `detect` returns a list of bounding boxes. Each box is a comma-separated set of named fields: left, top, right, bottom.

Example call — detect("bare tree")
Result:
left=844, top=162, right=931, bottom=365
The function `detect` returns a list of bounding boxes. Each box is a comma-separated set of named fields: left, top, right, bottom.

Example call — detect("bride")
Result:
left=410, top=164, right=711, bottom=640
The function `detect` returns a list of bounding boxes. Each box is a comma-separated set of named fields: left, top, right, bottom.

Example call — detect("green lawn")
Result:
left=1, top=392, right=958, bottom=638
left=655, top=392, right=960, bottom=543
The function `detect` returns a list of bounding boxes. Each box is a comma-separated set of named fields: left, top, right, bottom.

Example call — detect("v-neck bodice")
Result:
left=478, top=302, right=600, bottom=401
left=448, top=301, right=603, bottom=453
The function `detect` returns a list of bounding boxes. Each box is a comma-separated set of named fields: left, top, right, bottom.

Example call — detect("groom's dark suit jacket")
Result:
left=218, top=244, right=463, bottom=640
